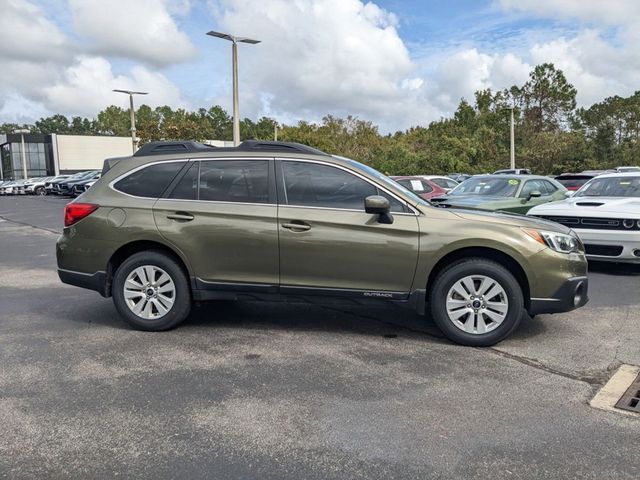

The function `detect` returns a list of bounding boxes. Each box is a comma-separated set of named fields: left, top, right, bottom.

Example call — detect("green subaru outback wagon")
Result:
left=57, top=140, right=588, bottom=346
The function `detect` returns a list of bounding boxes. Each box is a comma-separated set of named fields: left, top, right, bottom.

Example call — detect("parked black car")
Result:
left=45, top=175, right=72, bottom=194
left=56, top=171, right=101, bottom=196
left=71, top=175, right=101, bottom=196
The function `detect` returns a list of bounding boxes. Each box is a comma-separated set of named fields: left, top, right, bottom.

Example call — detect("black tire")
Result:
left=112, top=250, right=191, bottom=331
left=429, top=258, right=524, bottom=347
left=34, top=186, right=45, bottom=196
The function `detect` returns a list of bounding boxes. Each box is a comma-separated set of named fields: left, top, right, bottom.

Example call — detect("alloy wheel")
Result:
left=445, top=274, right=509, bottom=334
left=123, top=265, right=176, bottom=320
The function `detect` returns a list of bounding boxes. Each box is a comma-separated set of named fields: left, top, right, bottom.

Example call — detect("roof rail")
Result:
left=235, top=140, right=327, bottom=155
left=133, top=141, right=215, bottom=157
left=133, top=139, right=328, bottom=157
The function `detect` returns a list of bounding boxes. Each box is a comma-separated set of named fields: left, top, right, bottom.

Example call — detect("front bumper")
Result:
left=529, top=276, right=589, bottom=315
left=575, top=229, right=640, bottom=263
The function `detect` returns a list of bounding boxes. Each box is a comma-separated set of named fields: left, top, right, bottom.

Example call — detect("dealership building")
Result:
left=0, top=133, right=132, bottom=180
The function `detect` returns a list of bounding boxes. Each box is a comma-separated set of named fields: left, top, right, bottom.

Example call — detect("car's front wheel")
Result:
left=429, top=258, right=524, bottom=346
left=34, top=186, right=46, bottom=196
left=112, top=251, right=191, bottom=331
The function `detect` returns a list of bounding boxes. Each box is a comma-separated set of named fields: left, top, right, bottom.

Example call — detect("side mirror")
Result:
left=365, top=195, right=394, bottom=224
left=527, top=190, right=542, bottom=201
left=564, top=191, right=574, bottom=198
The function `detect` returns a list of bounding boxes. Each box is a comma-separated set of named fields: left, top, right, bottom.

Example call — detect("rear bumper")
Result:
left=528, top=276, right=588, bottom=315
left=58, top=268, right=108, bottom=297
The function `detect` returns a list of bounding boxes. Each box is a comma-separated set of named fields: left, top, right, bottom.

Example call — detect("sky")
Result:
left=1, top=0, right=640, bottom=132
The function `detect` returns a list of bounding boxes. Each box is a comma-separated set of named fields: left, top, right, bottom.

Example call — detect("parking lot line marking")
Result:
left=590, top=364, right=640, bottom=417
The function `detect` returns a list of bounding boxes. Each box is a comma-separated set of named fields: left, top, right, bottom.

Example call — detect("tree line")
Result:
left=1, top=63, right=639, bottom=175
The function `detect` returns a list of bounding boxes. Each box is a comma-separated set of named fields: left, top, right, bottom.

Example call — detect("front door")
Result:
left=277, top=160, right=420, bottom=295
left=153, top=159, right=279, bottom=288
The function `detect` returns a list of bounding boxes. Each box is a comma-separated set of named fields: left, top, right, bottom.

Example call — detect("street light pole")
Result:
left=113, top=89, right=148, bottom=153
left=207, top=31, right=261, bottom=146
left=510, top=107, right=515, bottom=170
left=231, top=40, right=240, bottom=146
left=14, top=128, right=29, bottom=179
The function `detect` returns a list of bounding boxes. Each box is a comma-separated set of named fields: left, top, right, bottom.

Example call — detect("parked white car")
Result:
left=25, top=177, right=54, bottom=195
left=528, top=172, right=640, bottom=263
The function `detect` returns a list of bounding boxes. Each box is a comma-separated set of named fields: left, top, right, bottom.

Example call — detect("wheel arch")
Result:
left=426, top=246, right=530, bottom=310
left=105, top=240, right=192, bottom=298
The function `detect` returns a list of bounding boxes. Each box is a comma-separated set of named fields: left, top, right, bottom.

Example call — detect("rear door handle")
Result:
left=282, top=221, right=311, bottom=232
left=167, top=212, right=194, bottom=221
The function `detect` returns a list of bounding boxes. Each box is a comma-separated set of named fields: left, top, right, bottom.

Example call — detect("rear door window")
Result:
left=114, top=162, right=185, bottom=198
left=198, top=160, right=269, bottom=203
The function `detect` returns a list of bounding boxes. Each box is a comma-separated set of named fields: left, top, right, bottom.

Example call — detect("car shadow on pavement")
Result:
left=184, top=300, right=449, bottom=341
left=70, top=295, right=544, bottom=346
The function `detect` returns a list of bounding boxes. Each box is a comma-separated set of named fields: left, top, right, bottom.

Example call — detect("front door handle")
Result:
left=282, top=221, right=311, bottom=232
left=167, top=212, right=194, bottom=221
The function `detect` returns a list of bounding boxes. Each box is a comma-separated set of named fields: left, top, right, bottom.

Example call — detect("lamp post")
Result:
left=509, top=107, right=515, bottom=170
left=113, top=89, right=148, bottom=153
left=500, top=107, right=516, bottom=170
left=207, top=30, right=261, bottom=146
left=14, top=128, right=29, bottom=180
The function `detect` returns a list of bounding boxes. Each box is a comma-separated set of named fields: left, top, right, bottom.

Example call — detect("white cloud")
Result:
left=211, top=0, right=434, bottom=130
left=0, top=0, right=189, bottom=122
left=497, top=0, right=640, bottom=26
left=0, top=0, right=71, bottom=62
left=42, top=56, right=189, bottom=117
left=3, top=0, right=640, bottom=132
left=69, top=0, right=196, bottom=66
left=495, top=0, right=640, bottom=105
left=429, top=49, right=530, bottom=112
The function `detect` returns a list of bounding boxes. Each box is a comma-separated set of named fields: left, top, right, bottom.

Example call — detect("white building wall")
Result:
left=54, top=135, right=132, bottom=172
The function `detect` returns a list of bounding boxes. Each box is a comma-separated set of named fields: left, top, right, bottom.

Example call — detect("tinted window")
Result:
left=114, top=162, right=184, bottom=198
left=378, top=191, right=406, bottom=213
left=199, top=160, right=269, bottom=203
left=168, top=162, right=198, bottom=200
left=284, top=161, right=383, bottom=210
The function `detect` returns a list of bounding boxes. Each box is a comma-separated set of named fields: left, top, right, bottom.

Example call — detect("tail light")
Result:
left=64, top=203, right=99, bottom=227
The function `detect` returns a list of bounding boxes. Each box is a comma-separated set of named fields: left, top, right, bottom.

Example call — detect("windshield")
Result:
left=575, top=176, right=640, bottom=197
left=339, top=157, right=430, bottom=206
left=450, top=177, right=520, bottom=197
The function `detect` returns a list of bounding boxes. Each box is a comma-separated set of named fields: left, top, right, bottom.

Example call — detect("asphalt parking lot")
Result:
left=1, top=195, right=639, bottom=479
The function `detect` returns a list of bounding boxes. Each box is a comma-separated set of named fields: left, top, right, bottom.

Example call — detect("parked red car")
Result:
left=554, top=173, right=598, bottom=191
left=391, top=176, right=448, bottom=200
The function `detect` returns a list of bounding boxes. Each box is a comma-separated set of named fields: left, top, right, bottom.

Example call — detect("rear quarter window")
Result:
left=114, top=162, right=185, bottom=198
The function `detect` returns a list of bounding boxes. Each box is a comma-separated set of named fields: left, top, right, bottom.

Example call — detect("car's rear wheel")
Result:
left=112, top=251, right=191, bottom=331
left=34, top=186, right=46, bottom=196
left=429, top=258, right=524, bottom=346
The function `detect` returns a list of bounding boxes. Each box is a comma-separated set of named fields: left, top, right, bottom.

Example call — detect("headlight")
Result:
left=523, top=228, right=580, bottom=254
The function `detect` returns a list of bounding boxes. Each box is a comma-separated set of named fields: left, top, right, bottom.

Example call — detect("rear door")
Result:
left=153, top=158, right=279, bottom=289
left=276, top=159, right=420, bottom=296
